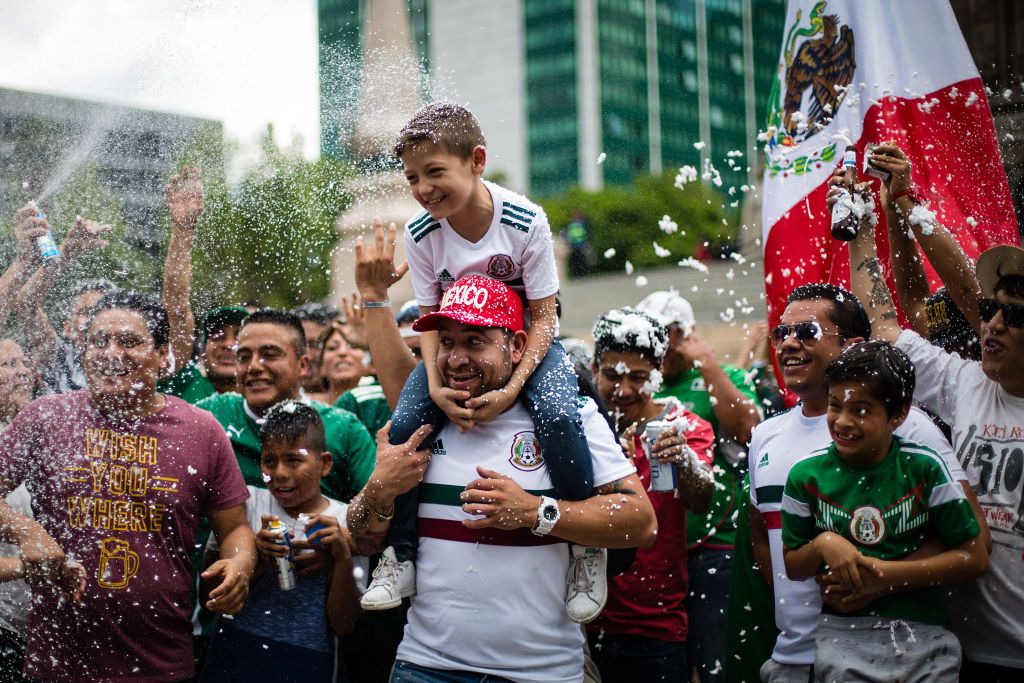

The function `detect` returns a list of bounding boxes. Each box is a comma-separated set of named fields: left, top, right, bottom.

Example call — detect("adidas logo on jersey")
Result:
left=757, top=452, right=769, bottom=468
left=437, top=269, right=455, bottom=284
left=430, top=439, right=446, bottom=456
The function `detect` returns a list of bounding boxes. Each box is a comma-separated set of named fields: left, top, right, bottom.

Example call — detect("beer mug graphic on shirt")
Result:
left=98, top=537, right=139, bottom=589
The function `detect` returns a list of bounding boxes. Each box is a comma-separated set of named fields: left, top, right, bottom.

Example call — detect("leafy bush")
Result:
left=541, top=172, right=736, bottom=277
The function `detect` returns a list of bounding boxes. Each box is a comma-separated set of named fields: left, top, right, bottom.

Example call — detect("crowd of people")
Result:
left=0, top=100, right=1020, bottom=683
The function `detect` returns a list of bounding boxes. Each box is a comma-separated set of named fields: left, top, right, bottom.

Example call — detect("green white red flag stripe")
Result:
left=761, top=0, right=1018, bottom=367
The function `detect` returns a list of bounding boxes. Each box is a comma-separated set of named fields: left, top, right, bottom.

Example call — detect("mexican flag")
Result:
left=761, top=0, right=1018, bottom=336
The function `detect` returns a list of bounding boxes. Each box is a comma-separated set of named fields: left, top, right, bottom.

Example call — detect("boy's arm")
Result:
left=870, top=144, right=982, bottom=332
left=465, top=294, right=558, bottom=422
left=420, top=315, right=477, bottom=431
left=304, top=515, right=362, bottom=637
left=784, top=531, right=882, bottom=591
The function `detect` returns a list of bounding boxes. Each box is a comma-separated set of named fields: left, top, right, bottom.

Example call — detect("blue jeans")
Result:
left=390, top=660, right=514, bottom=683
left=386, top=341, right=594, bottom=560
left=587, top=631, right=687, bottom=683
left=686, top=548, right=732, bottom=683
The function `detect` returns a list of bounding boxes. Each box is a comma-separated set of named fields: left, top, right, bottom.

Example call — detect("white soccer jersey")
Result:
left=747, top=403, right=965, bottom=665
left=897, top=329, right=1024, bottom=668
left=395, top=398, right=635, bottom=682
left=404, top=180, right=560, bottom=309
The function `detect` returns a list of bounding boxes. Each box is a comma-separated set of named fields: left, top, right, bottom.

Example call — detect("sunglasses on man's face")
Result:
left=979, top=298, right=1024, bottom=328
left=770, top=321, right=840, bottom=349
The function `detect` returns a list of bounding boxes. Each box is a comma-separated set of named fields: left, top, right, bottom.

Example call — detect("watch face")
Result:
left=543, top=505, right=558, bottom=522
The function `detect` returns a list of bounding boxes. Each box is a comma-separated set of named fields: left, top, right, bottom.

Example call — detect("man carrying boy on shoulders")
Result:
left=347, top=277, right=657, bottom=683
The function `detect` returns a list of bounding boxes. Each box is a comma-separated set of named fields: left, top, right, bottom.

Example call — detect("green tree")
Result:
left=542, top=172, right=736, bottom=277
left=188, top=126, right=354, bottom=309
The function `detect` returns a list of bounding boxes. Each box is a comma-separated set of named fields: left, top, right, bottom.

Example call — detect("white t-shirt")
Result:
left=748, top=401, right=965, bottom=665
left=404, top=180, right=560, bottom=321
left=897, top=329, right=1024, bottom=668
left=208, top=486, right=369, bottom=588
left=396, top=398, right=635, bottom=682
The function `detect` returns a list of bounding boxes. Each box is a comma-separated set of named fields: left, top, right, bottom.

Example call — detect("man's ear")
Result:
left=320, top=451, right=334, bottom=477
left=509, top=330, right=529, bottom=364
left=297, top=352, right=309, bottom=375
left=840, top=336, right=866, bottom=349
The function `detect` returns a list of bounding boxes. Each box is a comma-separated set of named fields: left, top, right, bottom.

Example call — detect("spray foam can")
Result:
left=268, top=519, right=296, bottom=591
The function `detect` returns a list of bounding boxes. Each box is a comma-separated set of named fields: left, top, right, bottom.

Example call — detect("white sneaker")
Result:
left=565, top=545, right=607, bottom=624
left=360, top=546, right=416, bottom=610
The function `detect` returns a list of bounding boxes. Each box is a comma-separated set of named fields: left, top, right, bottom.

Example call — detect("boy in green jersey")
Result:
left=781, top=341, right=987, bottom=682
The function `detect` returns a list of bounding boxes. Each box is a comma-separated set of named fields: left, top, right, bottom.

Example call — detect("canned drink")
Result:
left=645, top=419, right=684, bottom=493
left=268, top=519, right=296, bottom=591
left=30, top=206, right=61, bottom=263
left=36, top=231, right=61, bottom=262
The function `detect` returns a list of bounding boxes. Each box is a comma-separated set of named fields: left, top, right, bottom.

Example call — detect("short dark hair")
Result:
left=260, top=401, right=327, bottom=454
left=291, top=303, right=341, bottom=326
left=92, top=291, right=170, bottom=349
left=925, top=288, right=980, bottom=360
left=994, top=274, right=1024, bottom=299
left=824, top=340, right=916, bottom=418
left=787, top=283, right=871, bottom=341
left=71, top=279, right=118, bottom=300
left=240, top=309, right=307, bottom=356
left=592, top=307, right=670, bottom=366
left=393, top=101, right=486, bottom=161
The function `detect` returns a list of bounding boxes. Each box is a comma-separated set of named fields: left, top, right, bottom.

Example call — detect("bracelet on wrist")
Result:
left=892, top=187, right=926, bottom=205
left=359, top=299, right=390, bottom=309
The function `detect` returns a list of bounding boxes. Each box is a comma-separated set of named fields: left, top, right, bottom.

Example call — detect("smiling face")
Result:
left=826, top=380, right=908, bottom=464
left=299, top=320, right=330, bottom=392
left=402, top=141, right=485, bottom=227
left=235, top=322, right=306, bottom=414
left=84, top=309, right=166, bottom=410
left=203, top=323, right=240, bottom=383
left=319, top=329, right=369, bottom=391
left=777, top=299, right=848, bottom=401
left=436, top=319, right=524, bottom=398
left=0, top=339, right=33, bottom=422
left=980, top=288, right=1024, bottom=395
left=261, top=435, right=332, bottom=515
left=594, top=350, right=659, bottom=432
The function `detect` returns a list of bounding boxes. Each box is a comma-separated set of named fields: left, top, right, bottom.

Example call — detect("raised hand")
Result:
left=354, top=218, right=409, bottom=302
left=12, top=204, right=49, bottom=266
left=868, top=143, right=912, bottom=196
left=61, top=217, right=112, bottom=262
left=165, top=166, right=204, bottom=230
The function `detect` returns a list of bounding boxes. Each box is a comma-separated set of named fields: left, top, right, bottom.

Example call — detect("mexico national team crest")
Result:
left=487, top=254, right=516, bottom=279
left=763, top=1, right=856, bottom=176
left=510, top=431, right=544, bottom=471
left=849, top=506, right=885, bottom=545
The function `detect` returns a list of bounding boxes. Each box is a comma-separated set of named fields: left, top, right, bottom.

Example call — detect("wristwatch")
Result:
left=531, top=496, right=560, bottom=536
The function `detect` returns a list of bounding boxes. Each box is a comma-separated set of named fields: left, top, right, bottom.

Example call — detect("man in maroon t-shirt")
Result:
left=0, top=291, right=255, bottom=682
left=587, top=307, right=716, bottom=682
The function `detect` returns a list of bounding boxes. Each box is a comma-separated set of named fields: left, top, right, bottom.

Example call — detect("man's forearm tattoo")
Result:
left=857, top=257, right=899, bottom=321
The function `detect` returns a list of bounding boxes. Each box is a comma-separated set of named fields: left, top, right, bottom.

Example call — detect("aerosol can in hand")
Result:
left=830, top=140, right=860, bottom=242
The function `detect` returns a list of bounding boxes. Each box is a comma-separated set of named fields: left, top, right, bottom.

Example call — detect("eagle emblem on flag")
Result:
left=764, top=1, right=856, bottom=167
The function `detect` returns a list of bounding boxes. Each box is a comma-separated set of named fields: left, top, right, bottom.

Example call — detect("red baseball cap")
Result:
left=413, top=275, right=525, bottom=333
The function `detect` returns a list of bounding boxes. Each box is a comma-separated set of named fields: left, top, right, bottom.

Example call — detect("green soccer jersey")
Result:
left=335, top=378, right=392, bottom=436
left=157, top=361, right=217, bottom=404
left=196, top=392, right=376, bottom=503
left=657, top=364, right=757, bottom=549
left=781, top=436, right=980, bottom=625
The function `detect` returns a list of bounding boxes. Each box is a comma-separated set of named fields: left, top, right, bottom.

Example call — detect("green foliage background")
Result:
left=542, top=172, right=736, bottom=277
